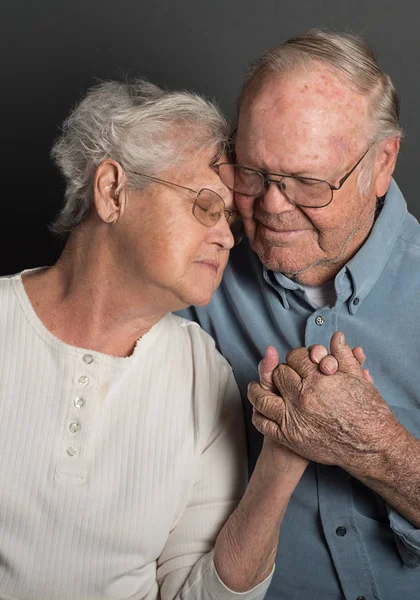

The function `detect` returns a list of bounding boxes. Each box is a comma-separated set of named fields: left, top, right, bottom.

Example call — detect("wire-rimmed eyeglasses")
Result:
left=212, top=145, right=373, bottom=209
left=127, top=171, right=244, bottom=245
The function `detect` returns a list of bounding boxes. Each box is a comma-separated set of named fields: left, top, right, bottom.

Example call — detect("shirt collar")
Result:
left=263, top=179, right=407, bottom=312
left=344, top=178, right=407, bottom=313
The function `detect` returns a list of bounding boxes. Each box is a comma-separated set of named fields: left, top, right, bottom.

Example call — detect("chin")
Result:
left=177, top=287, right=215, bottom=309
left=189, top=293, right=214, bottom=307
left=252, top=239, right=310, bottom=273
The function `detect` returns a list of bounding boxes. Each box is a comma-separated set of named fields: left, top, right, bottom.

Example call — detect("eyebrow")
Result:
left=248, top=164, right=322, bottom=179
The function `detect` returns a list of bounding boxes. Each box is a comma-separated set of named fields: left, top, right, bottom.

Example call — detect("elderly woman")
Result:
left=0, top=79, right=308, bottom=600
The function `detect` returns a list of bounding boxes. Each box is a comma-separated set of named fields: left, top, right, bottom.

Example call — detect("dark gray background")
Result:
left=2, top=0, right=419, bottom=275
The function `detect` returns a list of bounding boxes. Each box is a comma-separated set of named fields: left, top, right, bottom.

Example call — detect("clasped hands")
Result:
left=249, top=332, right=402, bottom=473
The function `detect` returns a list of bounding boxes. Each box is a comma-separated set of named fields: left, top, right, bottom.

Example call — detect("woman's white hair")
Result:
left=50, top=79, right=229, bottom=235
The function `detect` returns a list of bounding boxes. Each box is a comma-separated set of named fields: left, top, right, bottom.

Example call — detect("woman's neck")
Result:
left=22, top=232, right=170, bottom=357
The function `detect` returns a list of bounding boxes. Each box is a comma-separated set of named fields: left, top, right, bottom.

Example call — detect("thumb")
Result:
left=329, top=331, right=364, bottom=376
left=258, top=345, right=280, bottom=392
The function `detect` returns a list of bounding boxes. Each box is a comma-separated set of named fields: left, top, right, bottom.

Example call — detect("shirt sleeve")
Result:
left=388, top=506, right=420, bottom=568
left=156, top=366, right=274, bottom=599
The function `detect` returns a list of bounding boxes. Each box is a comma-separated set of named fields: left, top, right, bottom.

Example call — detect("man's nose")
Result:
left=259, top=181, right=297, bottom=214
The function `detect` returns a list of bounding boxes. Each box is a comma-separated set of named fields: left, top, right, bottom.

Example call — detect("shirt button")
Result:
left=356, top=597, right=366, bottom=600
left=335, top=526, right=347, bottom=537
left=74, top=396, right=84, bottom=409
left=78, top=375, right=89, bottom=387
left=82, top=354, right=94, bottom=364
left=66, top=446, right=77, bottom=457
left=353, top=297, right=360, bottom=305
left=69, top=421, right=81, bottom=435
left=315, top=315, right=325, bottom=326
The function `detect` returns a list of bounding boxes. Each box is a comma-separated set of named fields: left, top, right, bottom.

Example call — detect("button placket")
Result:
left=68, top=354, right=95, bottom=448
left=66, top=362, right=91, bottom=454
left=57, top=353, right=97, bottom=481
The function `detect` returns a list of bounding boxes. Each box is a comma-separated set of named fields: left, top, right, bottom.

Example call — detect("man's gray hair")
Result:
left=51, top=79, right=229, bottom=235
left=241, top=29, right=402, bottom=143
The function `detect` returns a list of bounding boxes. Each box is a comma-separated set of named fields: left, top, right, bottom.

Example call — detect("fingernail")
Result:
left=323, top=360, right=333, bottom=373
left=339, top=332, right=345, bottom=344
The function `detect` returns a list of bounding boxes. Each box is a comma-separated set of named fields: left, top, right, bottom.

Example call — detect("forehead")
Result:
left=162, top=145, right=231, bottom=198
left=237, top=65, right=370, bottom=169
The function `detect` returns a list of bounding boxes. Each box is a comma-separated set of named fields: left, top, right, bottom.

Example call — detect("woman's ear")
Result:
left=94, top=160, right=127, bottom=224
left=374, top=137, right=400, bottom=198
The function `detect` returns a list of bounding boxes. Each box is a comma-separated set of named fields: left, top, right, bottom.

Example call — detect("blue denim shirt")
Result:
left=180, top=180, right=420, bottom=600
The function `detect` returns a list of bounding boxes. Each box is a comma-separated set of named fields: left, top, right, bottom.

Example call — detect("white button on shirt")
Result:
left=74, top=397, right=84, bottom=409
left=68, top=421, right=81, bottom=434
left=77, top=375, right=89, bottom=386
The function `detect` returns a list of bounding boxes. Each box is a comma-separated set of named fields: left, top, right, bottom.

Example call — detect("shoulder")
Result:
left=166, top=313, right=232, bottom=374
left=0, top=272, right=21, bottom=305
left=165, top=315, right=242, bottom=442
left=397, top=212, right=420, bottom=250
left=0, top=272, right=18, bottom=288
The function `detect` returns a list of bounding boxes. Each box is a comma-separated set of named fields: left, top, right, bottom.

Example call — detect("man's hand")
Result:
left=308, top=341, right=373, bottom=382
left=249, top=332, right=402, bottom=473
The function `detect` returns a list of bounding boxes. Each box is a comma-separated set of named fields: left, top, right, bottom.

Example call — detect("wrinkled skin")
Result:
left=249, top=332, right=403, bottom=471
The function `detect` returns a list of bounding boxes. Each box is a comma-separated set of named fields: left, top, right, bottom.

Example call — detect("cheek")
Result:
left=163, top=224, right=207, bottom=267
left=304, top=199, right=351, bottom=231
left=235, top=193, right=256, bottom=217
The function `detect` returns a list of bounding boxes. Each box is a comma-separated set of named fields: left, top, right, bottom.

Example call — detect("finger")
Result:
left=252, top=410, right=285, bottom=444
left=248, top=381, right=286, bottom=422
left=258, top=345, right=280, bottom=392
left=352, top=346, right=366, bottom=367
left=318, top=355, right=339, bottom=375
left=309, top=344, right=339, bottom=376
left=272, top=362, right=303, bottom=399
left=363, top=368, right=374, bottom=383
left=285, top=347, right=318, bottom=379
left=308, top=344, right=328, bottom=364
left=329, top=331, right=364, bottom=376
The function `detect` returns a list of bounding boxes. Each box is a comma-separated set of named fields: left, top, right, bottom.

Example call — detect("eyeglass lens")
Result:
left=192, top=187, right=243, bottom=246
left=193, top=189, right=227, bottom=226
left=217, top=164, right=333, bottom=208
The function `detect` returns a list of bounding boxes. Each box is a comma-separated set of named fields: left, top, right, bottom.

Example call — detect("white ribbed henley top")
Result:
left=0, top=272, right=272, bottom=600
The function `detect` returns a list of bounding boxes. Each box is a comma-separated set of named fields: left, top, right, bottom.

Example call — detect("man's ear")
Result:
left=374, top=137, right=400, bottom=198
left=94, top=160, right=127, bottom=224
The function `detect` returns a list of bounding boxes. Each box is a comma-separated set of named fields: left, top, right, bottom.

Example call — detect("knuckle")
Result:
left=286, top=347, right=310, bottom=369
left=247, top=381, right=260, bottom=399
left=249, top=388, right=268, bottom=410
left=286, top=347, right=304, bottom=363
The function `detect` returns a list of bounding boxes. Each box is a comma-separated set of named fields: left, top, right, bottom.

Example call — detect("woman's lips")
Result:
left=194, top=259, right=220, bottom=274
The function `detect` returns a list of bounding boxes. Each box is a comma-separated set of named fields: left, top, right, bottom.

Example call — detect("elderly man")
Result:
left=181, top=30, right=420, bottom=599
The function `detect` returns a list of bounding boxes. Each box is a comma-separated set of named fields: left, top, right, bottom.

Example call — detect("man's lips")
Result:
left=258, top=222, right=312, bottom=238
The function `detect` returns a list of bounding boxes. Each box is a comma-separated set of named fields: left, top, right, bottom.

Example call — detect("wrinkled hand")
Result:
left=258, top=345, right=308, bottom=472
left=250, top=332, right=400, bottom=471
left=308, top=341, right=373, bottom=382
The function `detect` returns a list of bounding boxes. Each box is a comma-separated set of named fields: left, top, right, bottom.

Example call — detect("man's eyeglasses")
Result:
left=212, top=146, right=372, bottom=209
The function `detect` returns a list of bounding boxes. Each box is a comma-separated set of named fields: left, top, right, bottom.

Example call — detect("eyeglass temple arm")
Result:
left=331, top=147, right=372, bottom=191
